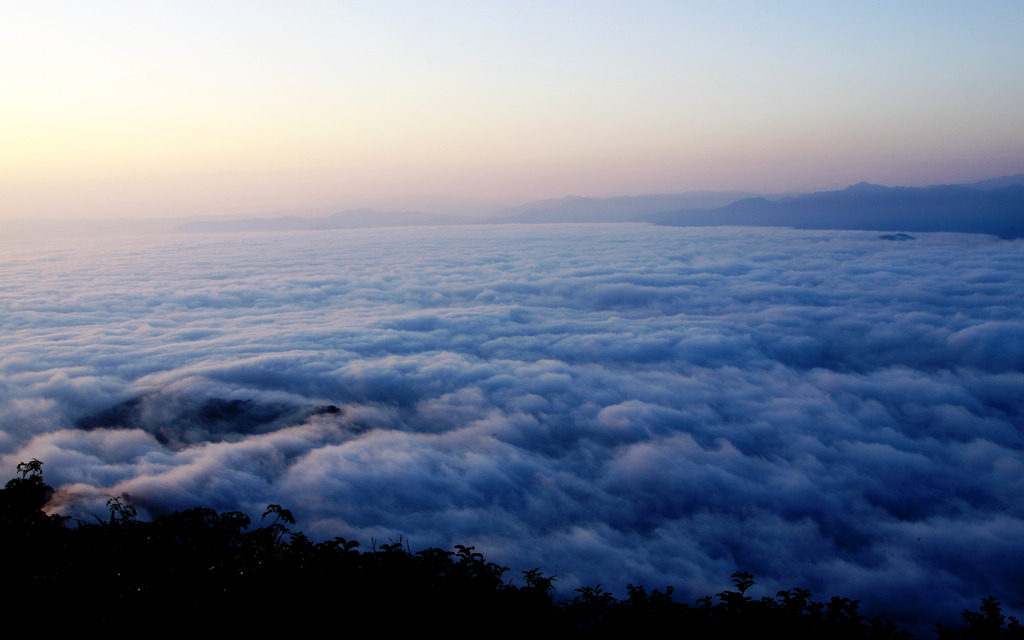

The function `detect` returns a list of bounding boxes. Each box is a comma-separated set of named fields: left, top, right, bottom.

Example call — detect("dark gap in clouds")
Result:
left=75, top=389, right=343, bottom=449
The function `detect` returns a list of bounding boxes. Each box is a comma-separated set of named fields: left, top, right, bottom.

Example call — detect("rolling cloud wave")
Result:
left=1, top=224, right=1022, bottom=629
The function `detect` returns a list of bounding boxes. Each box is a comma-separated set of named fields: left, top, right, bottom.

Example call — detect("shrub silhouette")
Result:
left=1, top=459, right=54, bottom=521
left=2, top=460, right=1019, bottom=638
left=936, top=596, right=1024, bottom=639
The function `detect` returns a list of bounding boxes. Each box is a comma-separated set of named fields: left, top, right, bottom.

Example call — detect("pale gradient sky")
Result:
left=3, top=1, right=1024, bottom=220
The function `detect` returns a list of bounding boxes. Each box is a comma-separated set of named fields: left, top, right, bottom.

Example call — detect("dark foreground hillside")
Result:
left=2, top=460, right=1019, bottom=638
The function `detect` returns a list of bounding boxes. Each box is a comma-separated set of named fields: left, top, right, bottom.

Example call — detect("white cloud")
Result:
left=1, top=224, right=1022, bottom=629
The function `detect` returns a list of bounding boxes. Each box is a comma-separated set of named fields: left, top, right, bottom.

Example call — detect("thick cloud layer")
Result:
left=2, top=224, right=1022, bottom=630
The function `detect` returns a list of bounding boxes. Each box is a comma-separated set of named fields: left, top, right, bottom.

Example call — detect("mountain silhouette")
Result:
left=486, top=191, right=761, bottom=223
left=642, top=180, right=1024, bottom=238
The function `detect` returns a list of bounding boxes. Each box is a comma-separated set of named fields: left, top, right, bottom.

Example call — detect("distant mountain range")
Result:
left=641, top=177, right=1024, bottom=238
left=172, top=192, right=762, bottom=233
left=484, top=191, right=763, bottom=223
left=172, top=174, right=1024, bottom=237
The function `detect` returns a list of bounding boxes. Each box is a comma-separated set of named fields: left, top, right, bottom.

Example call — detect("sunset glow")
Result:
left=3, top=1, right=1023, bottom=220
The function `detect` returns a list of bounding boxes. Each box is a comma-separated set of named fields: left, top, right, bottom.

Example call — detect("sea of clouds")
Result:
left=2, top=223, right=1022, bottom=629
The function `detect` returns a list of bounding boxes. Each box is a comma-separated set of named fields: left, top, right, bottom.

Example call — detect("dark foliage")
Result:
left=2, top=461, right=1019, bottom=637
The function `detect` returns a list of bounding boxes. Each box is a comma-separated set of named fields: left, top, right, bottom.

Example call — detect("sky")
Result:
left=2, top=225, right=1022, bottom=632
left=3, top=1, right=1024, bottom=221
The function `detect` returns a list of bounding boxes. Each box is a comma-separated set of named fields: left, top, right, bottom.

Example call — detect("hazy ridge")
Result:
left=644, top=179, right=1024, bottom=238
left=166, top=175, right=1024, bottom=237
